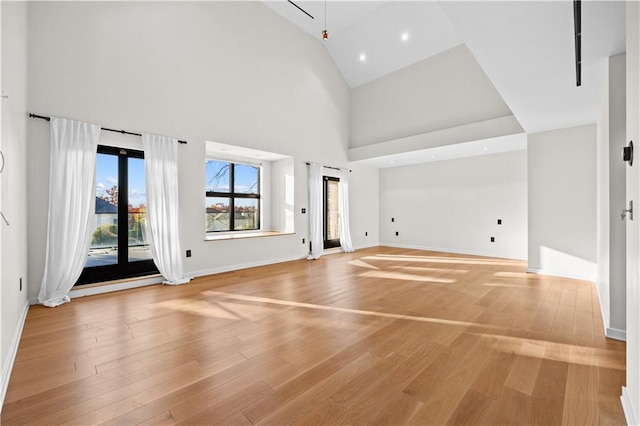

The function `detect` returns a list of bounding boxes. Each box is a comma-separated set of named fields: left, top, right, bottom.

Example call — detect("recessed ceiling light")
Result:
left=359, top=53, right=367, bottom=63
left=431, top=155, right=435, bottom=159
left=401, top=32, right=410, bottom=42
left=390, top=161, right=394, bottom=165
left=483, top=147, right=488, bottom=151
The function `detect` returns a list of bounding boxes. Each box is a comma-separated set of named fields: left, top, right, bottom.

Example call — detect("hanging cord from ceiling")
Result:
left=322, top=0, right=328, bottom=40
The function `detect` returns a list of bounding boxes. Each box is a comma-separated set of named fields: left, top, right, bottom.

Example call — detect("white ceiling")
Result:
left=264, top=1, right=462, bottom=88
left=263, top=0, right=625, bottom=163
left=439, top=0, right=626, bottom=134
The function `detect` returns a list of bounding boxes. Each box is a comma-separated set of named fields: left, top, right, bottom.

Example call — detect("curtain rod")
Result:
left=29, top=113, right=188, bottom=144
left=305, top=162, right=351, bottom=172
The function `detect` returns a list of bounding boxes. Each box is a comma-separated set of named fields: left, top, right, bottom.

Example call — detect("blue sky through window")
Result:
left=96, top=153, right=147, bottom=208
left=205, top=160, right=258, bottom=197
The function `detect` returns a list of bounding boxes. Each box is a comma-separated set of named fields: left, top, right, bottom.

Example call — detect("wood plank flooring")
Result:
left=1, top=246, right=626, bottom=425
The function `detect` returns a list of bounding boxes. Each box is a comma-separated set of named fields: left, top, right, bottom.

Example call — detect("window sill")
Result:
left=204, top=231, right=294, bottom=241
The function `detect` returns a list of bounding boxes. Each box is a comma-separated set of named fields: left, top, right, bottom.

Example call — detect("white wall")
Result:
left=271, top=157, right=295, bottom=234
left=597, top=53, right=627, bottom=338
left=528, top=124, right=597, bottom=281
left=597, top=62, right=611, bottom=327
left=350, top=44, right=516, bottom=148
left=348, top=164, right=379, bottom=249
left=624, top=2, right=640, bottom=423
left=27, top=1, right=355, bottom=297
left=378, top=150, right=527, bottom=260
left=608, top=53, right=627, bottom=335
left=1, top=0, right=3, bottom=403
left=1, top=0, right=29, bottom=406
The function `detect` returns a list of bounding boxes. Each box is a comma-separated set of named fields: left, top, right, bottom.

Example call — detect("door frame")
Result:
left=323, top=176, right=341, bottom=249
left=76, top=145, right=158, bottom=285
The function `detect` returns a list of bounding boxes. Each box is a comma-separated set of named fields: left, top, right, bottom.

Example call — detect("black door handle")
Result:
left=623, top=140, right=634, bottom=166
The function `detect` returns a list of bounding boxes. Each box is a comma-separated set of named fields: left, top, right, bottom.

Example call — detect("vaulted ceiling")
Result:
left=264, top=1, right=625, bottom=136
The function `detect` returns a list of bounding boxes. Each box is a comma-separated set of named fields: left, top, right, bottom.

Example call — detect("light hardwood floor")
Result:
left=1, top=246, right=626, bottom=425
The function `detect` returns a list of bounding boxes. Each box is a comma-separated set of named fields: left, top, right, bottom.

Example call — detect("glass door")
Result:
left=76, top=146, right=158, bottom=285
left=323, top=176, right=341, bottom=249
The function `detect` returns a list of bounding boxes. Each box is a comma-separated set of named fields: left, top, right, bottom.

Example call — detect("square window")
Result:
left=206, top=197, right=231, bottom=232
left=206, top=160, right=231, bottom=193
left=234, top=198, right=258, bottom=231
left=234, top=164, right=259, bottom=194
left=205, top=160, right=260, bottom=233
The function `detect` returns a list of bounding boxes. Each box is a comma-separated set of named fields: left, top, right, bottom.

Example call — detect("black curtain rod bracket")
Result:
left=305, top=162, right=351, bottom=172
left=29, top=113, right=187, bottom=144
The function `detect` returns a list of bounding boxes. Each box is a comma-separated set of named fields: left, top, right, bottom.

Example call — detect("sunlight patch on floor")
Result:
left=476, top=333, right=624, bottom=370
left=493, top=271, right=540, bottom=279
left=362, top=255, right=523, bottom=267
left=388, top=265, right=469, bottom=275
left=483, top=282, right=538, bottom=289
left=155, top=299, right=243, bottom=320
left=348, top=259, right=380, bottom=269
left=359, top=270, right=456, bottom=283
left=201, top=290, right=505, bottom=331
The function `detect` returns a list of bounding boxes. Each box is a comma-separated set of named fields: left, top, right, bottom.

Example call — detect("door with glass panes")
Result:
left=76, top=146, right=158, bottom=285
left=323, top=176, right=340, bottom=249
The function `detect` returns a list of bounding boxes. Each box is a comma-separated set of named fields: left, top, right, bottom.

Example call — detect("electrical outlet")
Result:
left=365, top=231, right=368, bottom=236
left=490, top=237, right=495, bottom=242
left=19, top=277, right=22, bottom=292
left=497, top=219, right=502, bottom=225
left=391, top=218, right=395, bottom=222
left=395, top=231, right=399, bottom=236
left=186, top=249, right=192, bottom=257
left=302, top=238, right=305, bottom=244
left=301, top=208, right=306, bottom=214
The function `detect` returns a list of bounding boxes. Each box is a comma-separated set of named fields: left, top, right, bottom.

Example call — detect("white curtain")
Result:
left=338, top=167, right=355, bottom=253
left=38, top=118, right=101, bottom=307
left=142, top=134, right=190, bottom=285
left=307, top=162, right=323, bottom=260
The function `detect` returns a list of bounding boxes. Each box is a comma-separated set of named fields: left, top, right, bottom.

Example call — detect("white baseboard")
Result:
left=525, top=267, right=596, bottom=282
left=621, top=386, right=638, bottom=426
left=190, top=255, right=306, bottom=279
left=606, top=327, right=626, bottom=341
left=381, top=243, right=526, bottom=261
left=354, top=242, right=380, bottom=250
left=1, top=299, right=30, bottom=410
left=592, top=281, right=627, bottom=342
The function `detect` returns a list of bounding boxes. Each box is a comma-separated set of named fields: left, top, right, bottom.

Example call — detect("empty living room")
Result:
left=0, top=1, right=638, bottom=424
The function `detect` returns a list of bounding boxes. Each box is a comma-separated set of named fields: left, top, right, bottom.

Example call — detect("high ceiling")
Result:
left=264, top=1, right=625, bottom=136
